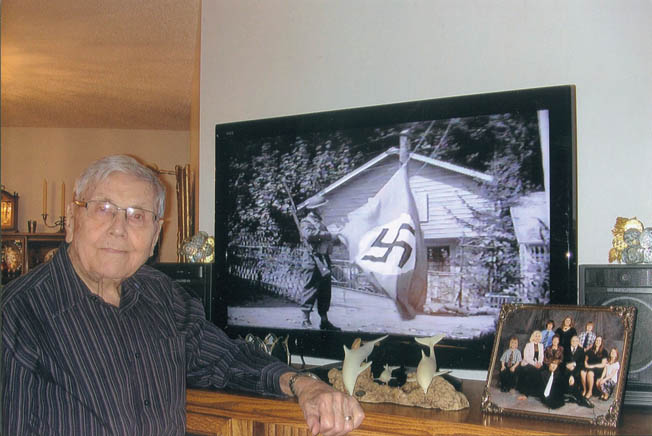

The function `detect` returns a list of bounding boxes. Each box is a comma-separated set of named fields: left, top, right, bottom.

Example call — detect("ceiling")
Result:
left=1, top=0, right=200, bottom=130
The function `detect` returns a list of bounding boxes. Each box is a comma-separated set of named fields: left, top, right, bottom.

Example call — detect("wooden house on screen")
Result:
left=298, top=146, right=549, bottom=309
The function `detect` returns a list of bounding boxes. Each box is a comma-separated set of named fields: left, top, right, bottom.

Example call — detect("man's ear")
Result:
left=150, top=220, right=163, bottom=257
left=65, top=202, right=75, bottom=243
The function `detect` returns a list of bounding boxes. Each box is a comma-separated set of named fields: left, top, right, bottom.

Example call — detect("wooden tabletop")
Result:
left=186, top=380, right=652, bottom=436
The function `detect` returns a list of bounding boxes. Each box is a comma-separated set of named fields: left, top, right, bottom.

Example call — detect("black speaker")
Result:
left=152, top=262, right=218, bottom=323
left=579, top=264, right=652, bottom=406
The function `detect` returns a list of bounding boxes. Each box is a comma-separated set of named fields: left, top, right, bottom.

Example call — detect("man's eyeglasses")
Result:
left=74, top=200, right=158, bottom=228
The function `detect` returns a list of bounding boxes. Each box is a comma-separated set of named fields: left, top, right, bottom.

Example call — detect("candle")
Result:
left=43, top=179, right=47, bottom=215
left=61, top=182, right=66, bottom=217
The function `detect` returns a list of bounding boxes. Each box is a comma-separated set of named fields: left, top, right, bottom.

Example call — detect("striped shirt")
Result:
left=2, top=244, right=291, bottom=435
left=579, top=330, right=596, bottom=349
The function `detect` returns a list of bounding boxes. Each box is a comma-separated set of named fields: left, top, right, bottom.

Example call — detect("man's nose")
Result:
left=108, top=209, right=129, bottom=234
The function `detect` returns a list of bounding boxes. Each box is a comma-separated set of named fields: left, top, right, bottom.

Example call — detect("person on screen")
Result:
left=540, top=320, right=555, bottom=349
left=299, top=194, right=341, bottom=331
left=596, top=347, right=620, bottom=401
left=2, top=155, right=363, bottom=436
left=498, top=336, right=522, bottom=392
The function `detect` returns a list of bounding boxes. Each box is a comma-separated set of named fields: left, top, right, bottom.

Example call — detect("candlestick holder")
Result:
left=41, top=214, right=66, bottom=233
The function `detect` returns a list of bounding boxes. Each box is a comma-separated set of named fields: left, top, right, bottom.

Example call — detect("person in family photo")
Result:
left=582, top=335, right=609, bottom=399
left=562, top=335, right=593, bottom=407
left=544, top=334, right=564, bottom=366
left=517, top=330, right=545, bottom=399
left=499, top=336, right=522, bottom=392
left=539, top=360, right=566, bottom=409
left=555, top=316, right=577, bottom=362
left=596, top=347, right=621, bottom=401
left=578, top=321, right=596, bottom=352
left=541, top=320, right=555, bottom=349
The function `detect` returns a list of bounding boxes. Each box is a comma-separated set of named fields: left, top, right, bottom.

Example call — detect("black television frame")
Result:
left=214, top=85, right=577, bottom=371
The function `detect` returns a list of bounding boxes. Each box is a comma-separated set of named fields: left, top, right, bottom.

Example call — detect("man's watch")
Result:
left=288, top=372, right=321, bottom=397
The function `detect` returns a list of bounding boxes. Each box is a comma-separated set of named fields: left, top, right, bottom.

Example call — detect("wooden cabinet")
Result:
left=186, top=380, right=651, bottom=436
left=1, top=232, right=65, bottom=284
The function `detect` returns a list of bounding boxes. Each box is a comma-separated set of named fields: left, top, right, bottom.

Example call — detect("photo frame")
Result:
left=1, top=189, right=19, bottom=231
left=482, top=304, right=636, bottom=427
left=1, top=233, right=65, bottom=285
left=26, top=236, right=63, bottom=271
left=1, top=236, right=26, bottom=285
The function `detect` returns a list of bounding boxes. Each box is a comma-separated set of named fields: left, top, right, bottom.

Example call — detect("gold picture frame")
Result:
left=482, top=304, right=636, bottom=427
left=1, top=236, right=26, bottom=285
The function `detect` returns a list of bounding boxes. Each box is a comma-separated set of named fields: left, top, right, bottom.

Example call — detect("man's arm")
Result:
left=301, top=216, right=333, bottom=243
left=167, top=278, right=364, bottom=435
left=279, top=372, right=364, bottom=436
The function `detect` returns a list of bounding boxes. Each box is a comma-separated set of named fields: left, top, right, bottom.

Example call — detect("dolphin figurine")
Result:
left=376, top=364, right=400, bottom=384
left=342, top=335, right=388, bottom=395
left=414, top=334, right=450, bottom=394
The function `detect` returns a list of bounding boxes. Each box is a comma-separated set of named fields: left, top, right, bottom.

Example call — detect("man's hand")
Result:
left=282, top=372, right=364, bottom=436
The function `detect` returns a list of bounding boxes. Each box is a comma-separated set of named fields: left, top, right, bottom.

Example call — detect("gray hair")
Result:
left=74, top=155, right=166, bottom=219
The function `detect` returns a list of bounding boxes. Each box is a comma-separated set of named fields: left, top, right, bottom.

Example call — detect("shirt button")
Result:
left=135, top=352, right=141, bottom=359
left=144, top=399, right=150, bottom=406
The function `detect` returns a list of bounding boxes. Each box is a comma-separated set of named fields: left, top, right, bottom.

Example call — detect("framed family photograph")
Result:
left=482, top=304, right=636, bottom=427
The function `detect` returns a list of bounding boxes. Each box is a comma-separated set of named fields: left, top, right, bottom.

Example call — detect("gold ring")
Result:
left=344, top=415, right=352, bottom=421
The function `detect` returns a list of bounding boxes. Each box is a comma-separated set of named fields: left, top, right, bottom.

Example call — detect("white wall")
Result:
left=1, top=127, right=190, bottom=262
left=199, top=0, right=652, bottom=266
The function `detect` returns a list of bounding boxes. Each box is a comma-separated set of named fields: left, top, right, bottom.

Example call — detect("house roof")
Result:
left=510, top=191, right=549, bottom=245
left=298, top=147, right=493, bottom=209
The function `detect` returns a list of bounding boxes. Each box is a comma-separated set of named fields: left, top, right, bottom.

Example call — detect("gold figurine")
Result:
left=610, top=217, right=645, bottom=263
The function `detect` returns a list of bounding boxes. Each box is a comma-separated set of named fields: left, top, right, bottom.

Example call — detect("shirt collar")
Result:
left=50, top=243, right=144, bottom=314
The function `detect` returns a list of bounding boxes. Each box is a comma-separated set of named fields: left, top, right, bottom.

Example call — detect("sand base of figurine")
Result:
left=328, top=367, right=469, bottom=410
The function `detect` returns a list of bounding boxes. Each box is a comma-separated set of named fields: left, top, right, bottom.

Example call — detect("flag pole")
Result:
left=280, top=177, right=308, bottom=246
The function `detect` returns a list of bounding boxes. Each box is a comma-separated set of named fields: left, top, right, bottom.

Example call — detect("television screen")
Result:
left=214, top=85, right=576, bottom=370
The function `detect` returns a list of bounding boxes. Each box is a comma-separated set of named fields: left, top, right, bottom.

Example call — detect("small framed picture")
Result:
left=1, top=236, right=26, bottom=284
left=482, top=304, right=635, bottom=427
left=1, top=190, right=19, bottom=231
left=26, top=237, right=63, bottom=271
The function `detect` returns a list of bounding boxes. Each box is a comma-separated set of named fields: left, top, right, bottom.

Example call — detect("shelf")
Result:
left=1, top=232, right=65, bottom=284
left=186, top=380, right=651, bottom=436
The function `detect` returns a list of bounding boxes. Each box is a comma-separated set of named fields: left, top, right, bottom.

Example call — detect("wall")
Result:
left=190, top=0, right=203, bottom=234
left=199, top=0, right=652, bottom=267
left=1, top=127, right=190, bottom=262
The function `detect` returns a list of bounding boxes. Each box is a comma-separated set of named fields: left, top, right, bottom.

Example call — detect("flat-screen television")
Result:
left=214, top=85, right=576, bottom=371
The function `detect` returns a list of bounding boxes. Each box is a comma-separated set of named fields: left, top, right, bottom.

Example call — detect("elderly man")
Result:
left=2, top=155, right=363, bottom=436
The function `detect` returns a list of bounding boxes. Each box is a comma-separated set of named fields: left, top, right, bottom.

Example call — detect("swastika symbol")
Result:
left=361, top=223, right=415, bottom=268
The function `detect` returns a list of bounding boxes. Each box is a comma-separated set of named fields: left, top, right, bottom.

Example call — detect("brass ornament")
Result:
left=610, top=217, right=650, bottom=264
left=179, top=231, right=215, bottom=263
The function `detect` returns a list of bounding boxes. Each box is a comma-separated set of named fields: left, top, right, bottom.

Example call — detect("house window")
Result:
left=428, top=246, right=450, bottom=272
